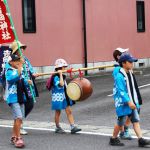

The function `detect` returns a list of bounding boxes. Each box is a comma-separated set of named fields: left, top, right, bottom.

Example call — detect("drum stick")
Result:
left=37, top=64, right=114, bottom=77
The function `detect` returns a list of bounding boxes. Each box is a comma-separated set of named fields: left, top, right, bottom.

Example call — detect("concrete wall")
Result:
left=86, top=0, right=150, bottom=62
left=8, top=0, right=83, bottom=66
left=7, top=0, right=150, bottom=72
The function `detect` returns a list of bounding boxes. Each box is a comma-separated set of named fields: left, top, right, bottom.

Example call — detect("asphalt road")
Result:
left=1, top=69, right=150, bottom=129
left=0, top=68, right=150, bottom=149
left=0, top=127, right=149, bottom=150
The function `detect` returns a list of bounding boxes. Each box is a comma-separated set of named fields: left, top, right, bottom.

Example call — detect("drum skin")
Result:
left=67, top=78, right=93, bottom=101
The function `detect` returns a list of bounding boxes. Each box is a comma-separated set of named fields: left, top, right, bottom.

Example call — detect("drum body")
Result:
left=66, top=78, right=93, bottom=101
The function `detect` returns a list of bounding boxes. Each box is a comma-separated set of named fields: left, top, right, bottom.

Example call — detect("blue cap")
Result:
left=119, top=53, right=138, bottom=63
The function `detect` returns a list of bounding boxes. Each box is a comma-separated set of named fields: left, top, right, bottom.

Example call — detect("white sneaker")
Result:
left=20, top=128, right=28, bottom=135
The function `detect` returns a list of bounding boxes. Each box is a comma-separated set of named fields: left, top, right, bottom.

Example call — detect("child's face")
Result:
left=123, top=61, right=133, bottom=70
left=62, top=67, right=66, bottom=70
left=15, top=49, right=24, bottom=57
left=14, top=51, right=21, bottom=57
left=10, top=60, right=22, bottom=69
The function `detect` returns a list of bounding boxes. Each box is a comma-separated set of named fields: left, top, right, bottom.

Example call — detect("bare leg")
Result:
left=113, top=125, right=122, bottom=138
left=12, top=120, right=16, bottom=137
left=120, top=117, right=131, bottom=132
left=65, top=106, right=74, bottom=125
left=133, top=122, right=142, bottom=139
left=55, top=110, right=61, bottom=127
left=14, top=118, right=22, bottom=138
left=120, top=126, right=124, bottom=132
left=125, top=117, right=131, bottom=127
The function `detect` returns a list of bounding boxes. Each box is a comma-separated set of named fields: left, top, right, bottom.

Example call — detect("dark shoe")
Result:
left=138, top=138, right=150, bottom=147
left=71, top=126, right=81, bottom=134
left=55, top=127, right=65, bottom=134
left=109, top=137, right=124, bottom=146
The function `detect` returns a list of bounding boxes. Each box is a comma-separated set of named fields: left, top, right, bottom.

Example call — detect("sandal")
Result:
left=10, top=136, right=17, bottom=145
left=14, top=137, right=25, bottom=148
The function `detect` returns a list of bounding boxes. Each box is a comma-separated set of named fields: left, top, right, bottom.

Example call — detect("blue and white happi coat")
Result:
left=51, top=75, right=73, bottom=110
left=113, top=66, right=140, bottom=117
left=5, top=63, right=28, bottom=105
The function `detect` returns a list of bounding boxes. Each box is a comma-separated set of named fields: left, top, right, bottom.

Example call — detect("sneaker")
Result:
left=20, top=128, right=28, bottom=135
left=10, top=136, right=17, bottom=145
left=119, top=131, right=132, bottom=140
left=14, top=137, right=25, bottom=148
left=138, top=138, right=150, bottom=147
left=55, top=127, right=65, bottom=134
left=71, top=126, right=81, bottom=134
left=109, top=137, right=125, bottom=146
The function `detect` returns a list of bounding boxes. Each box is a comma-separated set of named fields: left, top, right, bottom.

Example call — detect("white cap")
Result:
left=115, top=48, right=129, bottom=53
left=55, top=58, right=68, bottom=69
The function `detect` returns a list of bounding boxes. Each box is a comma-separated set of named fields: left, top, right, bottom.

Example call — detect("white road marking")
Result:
left=0, top=124, right=150, bottom=140
left=107, top=94, right=113, bottom=97
left=144, top=74, right=150, bottom=77
left=139, top=84, right=150, bottom=88
left=107, top=83, right=150, bottom=97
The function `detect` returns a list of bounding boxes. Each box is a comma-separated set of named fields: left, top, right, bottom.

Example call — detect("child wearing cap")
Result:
left=5, top=54, right=32, bottom=148
left=50, top=58, right=81, bottom=134
left=110, top=52, right=150, bottom=147
left=113, top=48, right=133, bottom=140
left=10, top=40, right=39, bottom=135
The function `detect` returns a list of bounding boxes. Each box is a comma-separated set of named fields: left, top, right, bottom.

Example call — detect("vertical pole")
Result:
left=3, top=0, right=36, bottom=102
left=82, top=0, right=88, bottom=76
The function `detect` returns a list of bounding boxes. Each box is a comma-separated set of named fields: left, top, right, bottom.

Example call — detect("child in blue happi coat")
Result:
left=10, top=40, right=39, bottom=135
left=50, top=58, right=81, bottom=134
left=5, top=54, right=32, bottom=148
left=110, top=52, right=150, bottom=147
left=113, top=48, right=133, bottom=140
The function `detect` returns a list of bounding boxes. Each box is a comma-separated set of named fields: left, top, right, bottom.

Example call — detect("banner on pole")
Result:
left=0, top=45, right=11, bottom=74
left=0, top=0, right=15, bottom=44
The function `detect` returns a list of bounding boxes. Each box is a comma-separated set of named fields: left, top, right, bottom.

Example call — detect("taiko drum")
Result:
left=67, top=78, right=93, bottom=101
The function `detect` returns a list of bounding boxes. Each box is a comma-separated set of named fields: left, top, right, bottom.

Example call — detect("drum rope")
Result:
left=78, top=69, right=84, bottom=79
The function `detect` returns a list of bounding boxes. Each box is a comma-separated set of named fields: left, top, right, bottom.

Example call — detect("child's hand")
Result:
left=32, top=73, right=40, bottom=78
left=128, top=101, right=136, bottom=109
left=57, top=70, right=63, bottom=75
left=17, top=62, right=23, bottom=69
left=28, top=80, right=33, bottom=85
left=57, top=70, right=64, bottom=86
left=17, top=65, right=23, bottom=75
left=20, top=57, right=25, bottom=64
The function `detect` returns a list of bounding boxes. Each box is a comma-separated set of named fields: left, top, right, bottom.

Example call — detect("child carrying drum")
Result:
left=50, top=58, right=81, bottom=134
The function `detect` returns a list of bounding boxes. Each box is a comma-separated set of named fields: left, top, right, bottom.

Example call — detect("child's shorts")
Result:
left=10, top=103, right=25, bottom=120
left=117, top=109, right=140, bottom=126
left=129, top=108, right=140, bottom=123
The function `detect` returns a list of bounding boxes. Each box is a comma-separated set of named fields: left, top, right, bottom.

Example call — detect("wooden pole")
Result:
left=37, top=64, right=114, bottom=77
